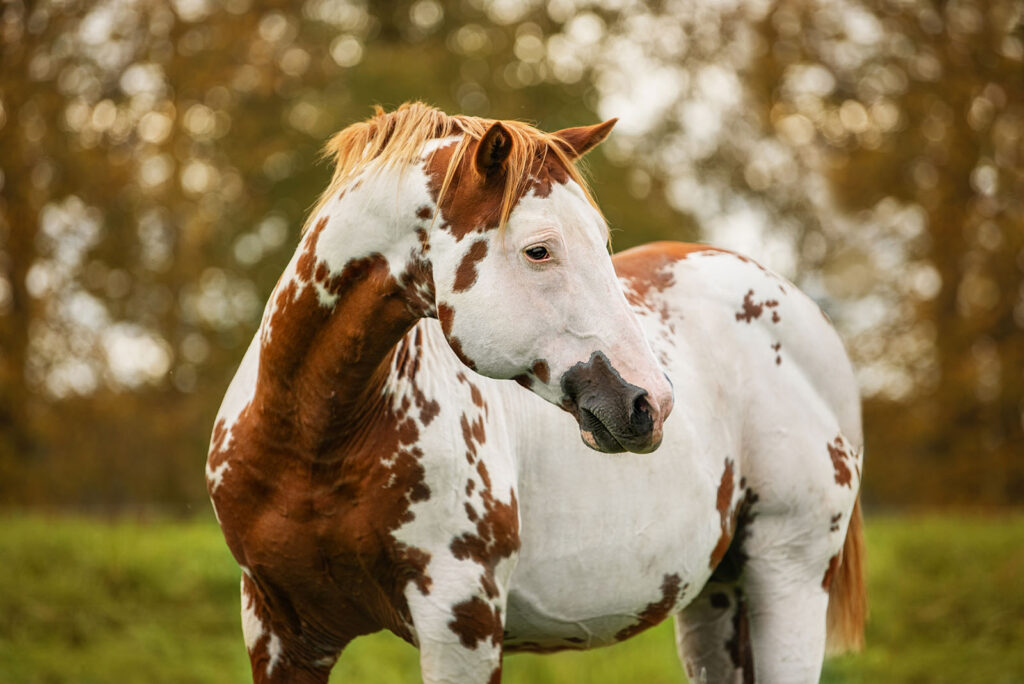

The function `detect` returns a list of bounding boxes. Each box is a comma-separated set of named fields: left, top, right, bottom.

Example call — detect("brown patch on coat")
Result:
left=449, top=473, right=520, bottom=593
left=460, top=411, right=487, bottom=463
left=453, top=239, right=489, bottom=293
left=710, top=459, right=736, bottom=568
left=615, top=243, right=764, bottom=323
left=709, top=484, right=759, bottom=584
left=616, top=255, right=675, bottom=309
left=468, top=382, right=488, bottom=416
left=414, top=387, right=441, bottom=426
left=397, top=256, right=436, bottom=319
left=447, top=409, right=520, bottom=630
left=725, top=589, right=754, bottom=683
left=295, top=216, right=329, bottom=281
left=613, top=242, right=702, bottom=328
left=438, top=302, right=454, bottom=335
left=424, top=140, right=486, bottom=241
left=511, top=359, right=550, bottom=390
left=448, top=596, right=503, bottom=649
left=822, top=553, right=842, bottom=590
left=393, top=328, right=442, bottom=426
left=830, top=512, right=843, bottom=533
left=827, top=435, right=854, bottom=487
left=437, top=301, right=477, bottom=370
left=424, top=132, right=578, bottom=243
left=613, top=573, right=684, bottom=641
left=614, top=241, right=726, bottom=281
left=531, top=360, right=550, bottom=384
left=735, top=289, right=780, bottom=324
left=771, top=341, right=782, bottom=365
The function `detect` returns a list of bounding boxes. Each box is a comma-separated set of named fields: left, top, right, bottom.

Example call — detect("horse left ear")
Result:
left=554, top=118, right=618, bottom=159
left=474, top=122, right=513, bottom=177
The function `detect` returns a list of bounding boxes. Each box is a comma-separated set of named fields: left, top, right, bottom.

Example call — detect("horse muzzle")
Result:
left=560, top=352, right=673, bottom=454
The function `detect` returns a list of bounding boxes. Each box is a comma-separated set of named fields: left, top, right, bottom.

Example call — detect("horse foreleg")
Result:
left=404, top=576, right=506, bottom=684
left=240, top=572, right=341, bottom=684
left=674, top=580, right=754, bottom=684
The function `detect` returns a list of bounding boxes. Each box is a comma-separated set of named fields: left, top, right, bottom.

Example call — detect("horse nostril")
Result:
left=630, top=391, right=655, bottom=433
left=632, top=392, right=649, bottom=417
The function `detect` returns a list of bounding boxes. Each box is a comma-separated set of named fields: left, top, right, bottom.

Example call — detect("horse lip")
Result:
left=578, top=407, right=627, bottom=453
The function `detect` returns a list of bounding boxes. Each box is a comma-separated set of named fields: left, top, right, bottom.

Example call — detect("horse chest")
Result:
left=211, top=406, right=452, bottom=634
left=491, top=395, right=734, bottom=650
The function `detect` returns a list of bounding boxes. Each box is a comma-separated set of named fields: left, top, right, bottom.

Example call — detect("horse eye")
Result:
left=524, top=245, right=550, bottom=262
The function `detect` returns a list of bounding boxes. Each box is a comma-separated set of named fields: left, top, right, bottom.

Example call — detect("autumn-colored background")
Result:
left=1, top=0, right=1023, bottom=681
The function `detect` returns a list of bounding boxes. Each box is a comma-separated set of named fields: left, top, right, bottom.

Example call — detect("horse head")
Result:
left=427, top=119, right=674, bottom=454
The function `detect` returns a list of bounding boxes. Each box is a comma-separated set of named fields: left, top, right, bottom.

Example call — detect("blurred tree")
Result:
left=735, top=0, right=1024, bottom=505
left=1, top=0, right=1020, bottom=509
left=806, top=0, right=1024, bottom=505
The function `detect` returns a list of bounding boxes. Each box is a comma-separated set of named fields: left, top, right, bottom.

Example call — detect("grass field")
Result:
left=1, top=513, right=1022, bottom=683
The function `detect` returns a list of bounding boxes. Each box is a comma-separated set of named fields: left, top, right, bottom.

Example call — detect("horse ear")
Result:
left=554, top=118, right=618, bottom=159
left=474, top=122, right=513, bottom=177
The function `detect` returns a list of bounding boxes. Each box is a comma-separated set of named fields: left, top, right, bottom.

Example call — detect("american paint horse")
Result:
left=207, top=103, right=865, bottom=683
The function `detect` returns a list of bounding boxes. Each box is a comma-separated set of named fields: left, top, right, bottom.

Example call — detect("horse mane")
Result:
left=302, top=101, right=599, bottom=234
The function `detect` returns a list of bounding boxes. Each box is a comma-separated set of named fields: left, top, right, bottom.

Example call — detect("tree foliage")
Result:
left=0, top=0, right=1020, bottom=509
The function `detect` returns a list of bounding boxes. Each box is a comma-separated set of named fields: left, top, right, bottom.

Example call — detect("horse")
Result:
left=206, top=102, right=865, bottom=683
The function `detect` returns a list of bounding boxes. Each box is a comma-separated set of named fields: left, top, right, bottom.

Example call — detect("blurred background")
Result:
left=1, top=0, right=1022, bottom=682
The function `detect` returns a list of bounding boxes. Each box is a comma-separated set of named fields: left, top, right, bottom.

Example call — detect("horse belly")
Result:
left=502, top=410, right=727, bottom=651
left=503, top=511, right=713, bottom=650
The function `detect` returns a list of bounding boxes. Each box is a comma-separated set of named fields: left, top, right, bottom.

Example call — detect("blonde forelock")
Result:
left=302, top=101, right=599, bottom=234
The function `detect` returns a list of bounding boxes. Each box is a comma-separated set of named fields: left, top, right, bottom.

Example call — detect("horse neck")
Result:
left=255, top=169, right=436, bottom=453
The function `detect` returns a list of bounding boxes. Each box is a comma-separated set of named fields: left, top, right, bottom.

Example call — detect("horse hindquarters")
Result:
left=675, top=516, right=837, bottom=684
left=677, top=453, right=861, bottom=682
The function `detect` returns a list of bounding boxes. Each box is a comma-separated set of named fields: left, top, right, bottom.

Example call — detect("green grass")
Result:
left=1, top=513, right=1022, bottom=683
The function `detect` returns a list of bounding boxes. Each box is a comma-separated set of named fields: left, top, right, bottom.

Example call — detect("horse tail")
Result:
left=826, top=496, right=866, bottom=654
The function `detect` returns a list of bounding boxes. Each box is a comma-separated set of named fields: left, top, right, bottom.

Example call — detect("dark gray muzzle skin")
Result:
left=560, top=351, right=658, bottom=453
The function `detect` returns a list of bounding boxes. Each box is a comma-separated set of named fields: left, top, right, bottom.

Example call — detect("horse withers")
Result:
left=206, top=103, right=865, bottom=683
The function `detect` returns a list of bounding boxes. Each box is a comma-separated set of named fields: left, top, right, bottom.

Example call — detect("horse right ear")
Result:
left=553, top=119, right=617, bottom=159
left=474, top=122, right=512, bottom=177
